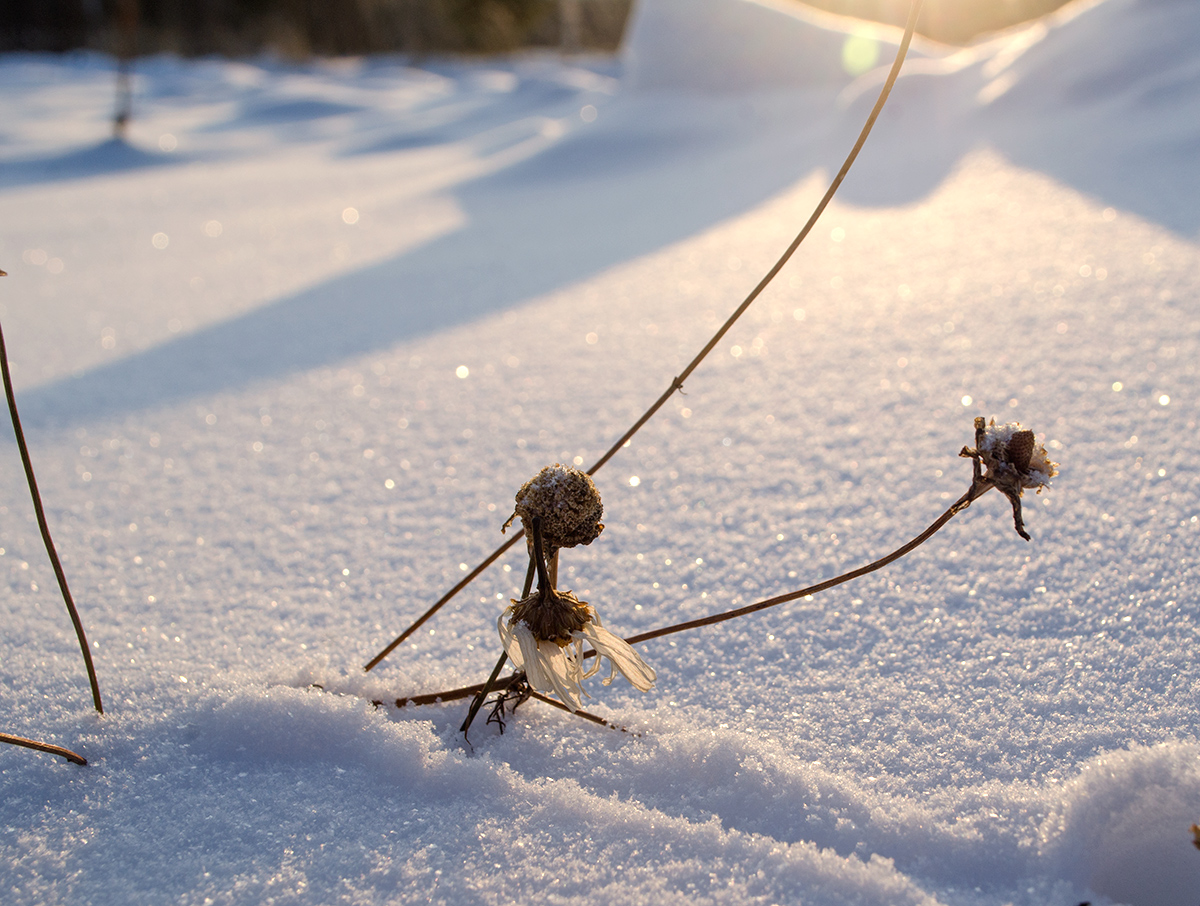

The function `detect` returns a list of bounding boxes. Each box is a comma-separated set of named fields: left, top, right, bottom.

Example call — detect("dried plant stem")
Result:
left=459, top=650, right=511, bottom=733
left=395, top=677, right=515, bottom=708
left=597, top=481, right=989, bottom=653
left=363, top=533, right=524, bottom=671
left=0, top=731, right=87, bottom=765
left=113, top=0, right=138, bottom=137
left=459, top=555, right=537, bottom=734
left=525, top=690, right=634, bottom=734
left=582, top=0, right=924, bottom=480
left=363, top=0, right=925, bottom=672
left=394, top=476, right=987, bottom=712
left=0, top=310, right=103, bottom=714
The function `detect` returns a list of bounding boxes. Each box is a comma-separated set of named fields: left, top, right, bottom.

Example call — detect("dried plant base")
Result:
left=313, top=679, right=635, bottom=736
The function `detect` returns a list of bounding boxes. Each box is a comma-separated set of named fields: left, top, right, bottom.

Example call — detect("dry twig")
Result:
left=0, top=270, right=103, bottom=714
left=0, top=730, right=88, bottom=766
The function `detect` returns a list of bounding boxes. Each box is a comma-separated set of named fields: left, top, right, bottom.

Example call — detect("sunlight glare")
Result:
left=842, top=33, right=880, bottom=76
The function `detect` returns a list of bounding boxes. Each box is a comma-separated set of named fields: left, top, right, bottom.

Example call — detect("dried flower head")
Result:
left=961, top=417, right=1058, bottom=540
left=498, top=596, right=656, bottom=712
left=503, top=464, right=604, bottom=552
left=976, top=419, right=1057, bottom=491
left=497, top=513, right=654, bottom=712
left=509, top=584, right=591, bottom=644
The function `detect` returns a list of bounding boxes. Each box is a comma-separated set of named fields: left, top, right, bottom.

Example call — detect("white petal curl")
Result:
left=497, top=614, right=585, bottom=711
left=579, top=619, right=656, bottom=692
left=496, top=608, right=654, bottom=710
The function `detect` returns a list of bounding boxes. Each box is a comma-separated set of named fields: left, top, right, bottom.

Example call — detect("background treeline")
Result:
left=1, top=0, right=1073, bottom=57
left=0, top=0, right=633, bottom=55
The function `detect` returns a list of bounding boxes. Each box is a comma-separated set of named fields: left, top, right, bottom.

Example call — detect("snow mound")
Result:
left=1042, top=743, right=1200, bottom=906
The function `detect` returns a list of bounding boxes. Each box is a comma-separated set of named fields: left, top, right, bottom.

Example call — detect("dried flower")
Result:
left=498, top=601, right=656, bottom=712
left=503, top=464, right=603, bottom=553
left=961, top=417, right=1058, bottom=540
left=976, top=419, right=1057, bottom=489
left=497, top=508, right=654, bottom=712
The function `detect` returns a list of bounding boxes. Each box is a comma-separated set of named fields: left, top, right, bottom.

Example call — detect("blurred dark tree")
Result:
left=450, top=0, right=549, bottom=52
left=0, top=0, right=1077, bottom=57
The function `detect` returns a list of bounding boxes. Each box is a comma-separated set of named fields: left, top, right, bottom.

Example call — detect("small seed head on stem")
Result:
left=961, top=416, right=1058, bottom=540
left=973, top=417, right=1057, bottom=490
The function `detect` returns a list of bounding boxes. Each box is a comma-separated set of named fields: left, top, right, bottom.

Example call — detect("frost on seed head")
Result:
left=502, top=464, right=604, bottom=552
left=976, top=418, right=1058, bottom=491
left=961, top=416, right=1059, bottom=541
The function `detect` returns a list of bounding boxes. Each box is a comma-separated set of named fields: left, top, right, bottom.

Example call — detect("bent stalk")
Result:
left=0, top=278, right=103, bottom=714
left=0, top=730, right=88, bottom=766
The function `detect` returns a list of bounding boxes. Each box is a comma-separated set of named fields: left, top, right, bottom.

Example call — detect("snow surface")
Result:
left=2, top=0, right=1200, bottom=903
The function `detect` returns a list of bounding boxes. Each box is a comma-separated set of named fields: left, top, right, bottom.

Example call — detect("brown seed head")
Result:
left=976, top=419, right=1057, bottom=490
left=962, top=417, right=1059, bottom=541
left=1006, top=430, right=1035, bottom=472
left=505, top=464, right=604, bottom=551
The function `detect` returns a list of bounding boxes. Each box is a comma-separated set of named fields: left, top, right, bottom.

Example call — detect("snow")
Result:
left=1, top=0, right=1199, bottom=903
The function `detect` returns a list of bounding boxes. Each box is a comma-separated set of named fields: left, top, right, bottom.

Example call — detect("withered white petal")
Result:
left=539, top=638, right=586, bottom=710
left=579, top=619, right=656, bottom=692
left=498, top=602, right=653, bottom=711
left=497, top=614, right=528, bottom=671
left=499, top=609, right=586, bottom=710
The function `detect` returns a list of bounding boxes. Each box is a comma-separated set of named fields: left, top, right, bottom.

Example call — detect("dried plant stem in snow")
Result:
left=588, top=417, right=1053, bottom=654
left=593, top=483, right=990, bottom=654
left=0, top=730, right=88, bottom=766
left=524, top=690, right=636, bottom=734
left=0, top=273, right=103, bottom=715
left=363, top=0, right=926, bottom=672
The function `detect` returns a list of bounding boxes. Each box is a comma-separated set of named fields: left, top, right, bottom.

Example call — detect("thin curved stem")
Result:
left=0, top=730, right=88, bottom=766
left=604, top=482, right=988, bottom=653
left=362, top=0, right=925, bottom=672
left=0, top=312, right=103, bottom=714
left=584, top=0, right=925, bottom=478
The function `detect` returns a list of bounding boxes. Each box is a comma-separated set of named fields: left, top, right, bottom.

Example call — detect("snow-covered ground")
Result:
left=2, top=0, right=1199, bottom=903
